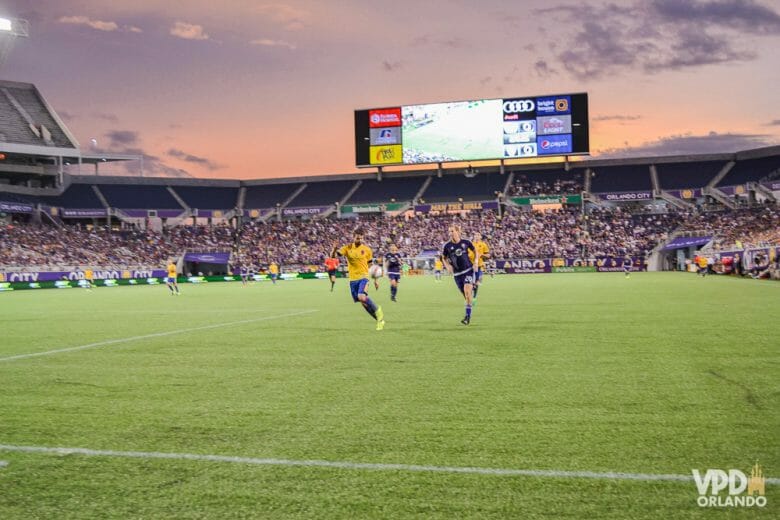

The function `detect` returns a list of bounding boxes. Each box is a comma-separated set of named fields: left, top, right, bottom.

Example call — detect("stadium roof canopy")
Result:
left=0, top=80, right=138, bottom=183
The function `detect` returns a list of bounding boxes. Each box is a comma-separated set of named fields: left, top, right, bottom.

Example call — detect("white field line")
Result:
left=0, top=310, right=318, bottom=363
left=0, top=460, right=7, bottom=468
left=1, top=444, right=778, bottom=484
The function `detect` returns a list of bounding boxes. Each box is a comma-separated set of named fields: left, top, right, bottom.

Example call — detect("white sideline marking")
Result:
left=0, top=460, right=7, bottom=468
left=0, top=310, right=318, bottom=363
left=1, top=444, right=778, bottom=484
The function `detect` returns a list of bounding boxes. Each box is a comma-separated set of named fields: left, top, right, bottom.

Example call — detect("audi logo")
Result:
left=503, top=99, right=535, bottom=113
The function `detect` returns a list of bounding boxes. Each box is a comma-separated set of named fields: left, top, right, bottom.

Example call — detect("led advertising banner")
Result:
left=355, top=92, right=588, bottom=167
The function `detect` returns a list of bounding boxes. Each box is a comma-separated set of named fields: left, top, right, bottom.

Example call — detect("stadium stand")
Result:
left=0, top=92, right=34, bottom=145
left=41, top=183, right=105, bottom=208
left=656, top=160, right=725, bottom=190
left=419, top=172, right=506, bottom=202
left=287, top=180, right=357, bottom=207
left=717, top=155, right=780, bottom=187
left=345, top=176, right=426, bottom=204
left=2, top=85, right=73, bottom=147
left=677, top=206, right=780, bottom=249
left=589, top=164, right=653, bottom=192
left=173, top=186, right=239, bottom=210
left=0, top=80, right=76, bottom=148
left=508, top=168, right=584, bottom=196
left=243, top=183, right=303, bottom=209
left=97, top=184, right=183, bottom=210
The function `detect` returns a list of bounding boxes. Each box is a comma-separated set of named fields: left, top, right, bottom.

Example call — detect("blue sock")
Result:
left=473, top=285, right=479, bottom=298
left=362, top=298, right=378, bottom=319
left=465, top=304, right=472, bottom=318
left=391, top=286, right=397, bottom=298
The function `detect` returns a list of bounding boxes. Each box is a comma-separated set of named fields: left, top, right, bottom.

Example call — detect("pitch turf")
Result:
left=0, top=273, right=777, bottom=519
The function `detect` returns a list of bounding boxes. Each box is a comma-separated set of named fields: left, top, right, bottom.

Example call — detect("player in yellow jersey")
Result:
left=434, top=256, right=444, bottom=282
left=269, top=261, right=279, bottom=284
left=469, top=232, right=490, bottom=300
left=696, top=255, right=708, bottom=277
left=83, top=268, right=94, bottom=290
left=331, top=227, right=385, bottom=330
left=166, top=259, right=180, bottom=295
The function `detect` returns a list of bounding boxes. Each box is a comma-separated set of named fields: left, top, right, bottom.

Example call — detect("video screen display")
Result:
left=355, top=93, right=588, bottom=167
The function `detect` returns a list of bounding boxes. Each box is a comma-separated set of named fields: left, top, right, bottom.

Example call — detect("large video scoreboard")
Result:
left=355, top=92, right=588, bottom=167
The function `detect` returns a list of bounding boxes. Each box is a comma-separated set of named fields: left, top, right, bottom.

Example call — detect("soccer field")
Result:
left=403, top=102, right=503, bottom=161
left=0, top=273, right=778, bottom=518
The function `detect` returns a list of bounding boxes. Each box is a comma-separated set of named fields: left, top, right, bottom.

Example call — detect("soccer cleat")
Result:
left=461, top=316, right=470, bottom=326
left=376, top=306, right=384, bottom=322
left=376, top=319, right=385, bottom=331
left=391, top=296, right=397, bottom=302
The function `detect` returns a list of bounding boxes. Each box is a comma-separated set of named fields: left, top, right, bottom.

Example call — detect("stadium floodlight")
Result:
left=0, top=16, right=29, bottom=72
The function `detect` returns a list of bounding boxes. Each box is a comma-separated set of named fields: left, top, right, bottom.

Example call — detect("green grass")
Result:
left=0, top=273, right=778, bottom=519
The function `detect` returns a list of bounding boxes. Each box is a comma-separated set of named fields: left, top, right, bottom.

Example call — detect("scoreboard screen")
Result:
left=355, top=92, right=588, bottom=167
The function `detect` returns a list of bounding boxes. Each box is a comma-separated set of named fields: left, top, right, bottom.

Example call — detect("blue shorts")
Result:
left=623, top=265, right=632, bottom=271
left=167, top=277, right=176, bottom=284
left=349, top=278, right=369, bottom=302
left=388, top=272, right=400, bottom=282
left=328, top=269, right=337, bottom=277
left=454, top=271, right=475, bottom=294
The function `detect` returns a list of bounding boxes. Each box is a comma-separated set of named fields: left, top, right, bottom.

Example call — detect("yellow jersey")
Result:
left=269, top=263, right=279, bottom=274
left=167, top=263, right=177, bottom=278
left=85, top=269, right=93, bottom=280
left=337, top=243, right=373, bottom=281
left=434, top=259, right=443, bottom=270
left=469, top=240, right=489, bottom=269
left=697, top=257, right=708, bottom=268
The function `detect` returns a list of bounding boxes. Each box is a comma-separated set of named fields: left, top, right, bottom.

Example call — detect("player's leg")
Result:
left=473, top=269, right=482, bottom=299
left=174, top=280, right=180, bottom=294
left=454, top=273, right=473, bottom=325
left=461, top=276, right=474, bottom=325
left=390, top=275, right=398, bottom=301
left=167, top=278, right=175, bottom=294
left=354, top=279, right=384, bottom=328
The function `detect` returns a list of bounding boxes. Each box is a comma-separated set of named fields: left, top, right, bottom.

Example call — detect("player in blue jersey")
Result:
left=441, top=224, right=479, bottom=325
left=623, top=254, right=633, bottom=278
left=240, top=263, right=250, bottom=286
left=384, top=244, right=403, bottom=302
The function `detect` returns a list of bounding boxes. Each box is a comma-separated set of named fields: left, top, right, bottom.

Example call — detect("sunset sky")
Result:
left=2, top=0, right=780, bottom=179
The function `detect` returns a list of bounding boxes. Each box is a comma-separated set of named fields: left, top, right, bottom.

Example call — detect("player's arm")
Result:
left=331, top=242, right=342, bottom=258
left=441, top=254, right=454, bottom=274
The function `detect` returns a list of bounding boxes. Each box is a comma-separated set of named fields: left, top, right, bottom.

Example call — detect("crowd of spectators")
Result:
left=0, top=223, right=234, bottom=269
left=507, top=175, right=583, bottom=197
left=677, top=206, right=780, bottom=250
left=226, top=207, right=677, bottom=268
left=2, top=205, right=777, bottom=271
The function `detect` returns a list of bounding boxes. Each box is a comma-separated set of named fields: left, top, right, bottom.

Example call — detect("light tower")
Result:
left=0, top=16, right=29, bottom=73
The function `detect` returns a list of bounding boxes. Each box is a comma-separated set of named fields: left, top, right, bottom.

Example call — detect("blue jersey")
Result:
left=623, top=256, right=632, bottom=267
left=385, top=252, right=403, bottom=273
left=442, top=239, right=476, bottom=274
